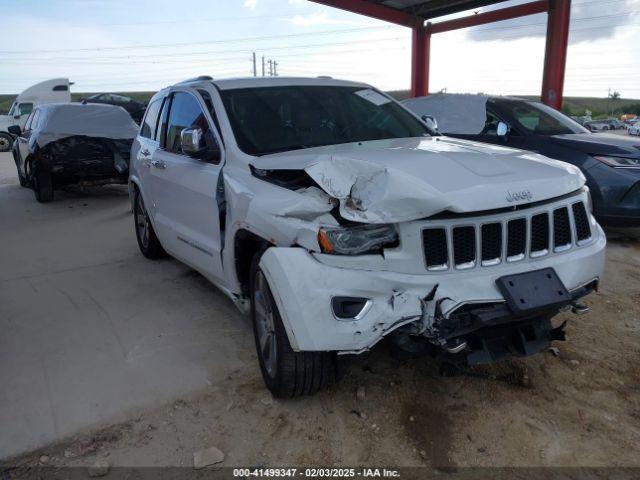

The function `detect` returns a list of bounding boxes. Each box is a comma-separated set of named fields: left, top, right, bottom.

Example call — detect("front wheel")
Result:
left=0, top=133, right=12, bottom=153
left=134, top=188, right=166, bottom=259
left=250, top=252, right=339, bottom=397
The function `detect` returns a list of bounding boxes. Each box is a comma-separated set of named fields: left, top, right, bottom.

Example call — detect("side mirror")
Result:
left=181, top=127, right=207, bottom=157
left=497, top=121, right=509, bottom=138
left=181, top=126, right=220, bottom=162
left=422, top=115, right=438, bottom=131
left=8, top=125, right=21, bottom=136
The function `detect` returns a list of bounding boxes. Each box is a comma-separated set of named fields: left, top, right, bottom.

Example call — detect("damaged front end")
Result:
left=33, top=135, right=132, bottom=187
left=242, top=149, right=605, bottom=366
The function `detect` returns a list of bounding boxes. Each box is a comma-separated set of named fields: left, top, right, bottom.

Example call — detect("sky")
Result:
left=1, top=0, right=639, bottom=98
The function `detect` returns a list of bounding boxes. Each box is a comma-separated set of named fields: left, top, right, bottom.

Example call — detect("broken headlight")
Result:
left=317, top=224, right=398, bottom=255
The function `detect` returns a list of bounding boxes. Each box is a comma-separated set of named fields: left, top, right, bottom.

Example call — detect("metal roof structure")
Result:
left=310, top=0, right=572, bottom=109
left=356, top=0, right=507, bottom=20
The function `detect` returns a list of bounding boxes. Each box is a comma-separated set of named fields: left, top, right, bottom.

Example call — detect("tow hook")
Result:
left=571, top=302, right=589, bottom=315
left=444, top=339, right=467, bottom=354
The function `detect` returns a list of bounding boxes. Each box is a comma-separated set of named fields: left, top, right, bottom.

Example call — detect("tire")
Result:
left=0, top=133, right=12, bottom=153
left=250, top=250, right=339, bottom=397
left=33, top=168, right=54, bottom=203
left=14, top=157, right=27, bottom=187
left=134, top=188, right=166, bottom=259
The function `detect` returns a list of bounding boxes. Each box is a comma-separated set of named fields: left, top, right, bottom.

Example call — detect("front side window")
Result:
left=140, top=98, right=163, bottom=139
left=165, top=92, right=210, bottom=154
left=23, top=111, right=35, bottom=131
left=499, top=100, right=589, bottom=135
left=19, top=103, right=33, bottom=116
left=220, top=86, right=430, bottom=156
left=30, top=110, right=40, bottom=130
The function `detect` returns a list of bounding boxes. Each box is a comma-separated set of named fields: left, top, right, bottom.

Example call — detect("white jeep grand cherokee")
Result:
left=129, top=76, right=606, bottom=397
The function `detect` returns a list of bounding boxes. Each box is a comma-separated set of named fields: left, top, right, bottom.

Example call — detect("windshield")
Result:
left=502, top=100, right=589, bottom=135
left=219, top=86, right=432, bottom=156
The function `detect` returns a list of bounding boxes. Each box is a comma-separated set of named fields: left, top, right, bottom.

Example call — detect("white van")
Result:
left=0, top=78, right=72, bottom=152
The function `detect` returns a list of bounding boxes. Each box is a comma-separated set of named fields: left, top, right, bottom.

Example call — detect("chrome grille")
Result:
left=507, top=218, right=526, bottom=261
left=530, top=213, right=550, bottom=256
left=553, top=207, right=572, bottom=251
left=452, top=226, right=476, bottom=269
left=422, top=228, right=448, bottom=270
left=422, top=200, right=592, bottom=271
left=481, top=223, right=502, bottom=266
left=572, top=202, right=592, bottom=244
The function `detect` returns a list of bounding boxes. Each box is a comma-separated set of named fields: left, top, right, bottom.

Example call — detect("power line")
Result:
left=0, top=35, right=406, bottom=63
left=0, top=25, right=392, bottom=55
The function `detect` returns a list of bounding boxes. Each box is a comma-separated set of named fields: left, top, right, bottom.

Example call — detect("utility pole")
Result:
left=268, top=59, right=273, bottom=77
left=261, top=56, right=265, bottom=77
left=252, top=52, right=257, bottom=77
left=273, top=60, right=278, bottom=77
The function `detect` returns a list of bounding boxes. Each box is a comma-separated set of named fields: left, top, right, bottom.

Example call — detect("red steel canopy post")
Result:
left=310, top=0, right=571, bottom=109
left=541, top=0, right=571, bottom=109
left=411, top=24, right=430, bottom=97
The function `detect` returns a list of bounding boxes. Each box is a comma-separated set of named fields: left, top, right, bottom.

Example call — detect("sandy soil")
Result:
left=4, top=232, right=639, bottom=474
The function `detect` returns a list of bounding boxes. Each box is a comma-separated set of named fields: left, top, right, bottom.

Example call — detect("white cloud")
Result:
left=244, top=0, right=257, bottom=10
left=288, top=0, right=304, bottom=4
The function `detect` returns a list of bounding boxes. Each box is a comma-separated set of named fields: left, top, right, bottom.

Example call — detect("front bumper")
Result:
left=259, top=227, right=606, bottom=353
left=585, top=163, right=640, bottom=226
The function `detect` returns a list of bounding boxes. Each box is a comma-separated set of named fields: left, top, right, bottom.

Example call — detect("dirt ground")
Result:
left=1, top=153, right=639, bottom=474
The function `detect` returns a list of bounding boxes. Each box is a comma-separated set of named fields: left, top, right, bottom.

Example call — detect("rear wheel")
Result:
left=134, top=188, right=166, bottom=259
left=33, top=168, right=54, bottom=203
left=250, top=251, right=339, bottom=398
left=0, top=133, right=12, bottom=153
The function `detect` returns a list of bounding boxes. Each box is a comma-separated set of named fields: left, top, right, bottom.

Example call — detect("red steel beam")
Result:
left=541, top=0, right=571, bottom=109
left=308, top=0, right=420, bottom=27
left=411, top=25, right=431, bottom=97
left=429, top=0, right=549, bottom=34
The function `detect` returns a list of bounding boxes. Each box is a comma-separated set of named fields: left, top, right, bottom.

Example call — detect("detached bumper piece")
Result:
left=442, top=275, right=597, bottom=365
left=464, top=317, right=562, bottom=365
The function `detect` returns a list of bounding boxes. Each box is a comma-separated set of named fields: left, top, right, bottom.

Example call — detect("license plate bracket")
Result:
left=496, top=268, right=570, bottom=315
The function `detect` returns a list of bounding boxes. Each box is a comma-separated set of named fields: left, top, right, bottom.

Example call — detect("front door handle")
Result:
left=151, top=159, right=166, bottom=169
left=141, top=149, right=150, bottom=156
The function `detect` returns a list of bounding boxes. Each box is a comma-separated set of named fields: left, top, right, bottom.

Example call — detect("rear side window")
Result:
left=140, top=98, right=163, bottom=139
left=165, top=92, right=209, bottom=154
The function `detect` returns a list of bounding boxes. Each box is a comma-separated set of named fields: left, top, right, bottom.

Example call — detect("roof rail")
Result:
left=176, top=75, right=213, bottom=84
left=317, top=75, right=333, bottom=79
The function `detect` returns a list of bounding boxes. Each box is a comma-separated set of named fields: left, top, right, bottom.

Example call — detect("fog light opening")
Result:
left=331, top=296, right=372, bottom=321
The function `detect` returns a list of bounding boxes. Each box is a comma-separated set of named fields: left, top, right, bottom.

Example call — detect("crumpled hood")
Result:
left=253, top=136, right=585, bottom=223
left=551, top=132, right=640, bottom=157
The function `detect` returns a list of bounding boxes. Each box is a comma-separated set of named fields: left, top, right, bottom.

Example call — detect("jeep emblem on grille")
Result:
left=506, top=190, right=533, bottom=202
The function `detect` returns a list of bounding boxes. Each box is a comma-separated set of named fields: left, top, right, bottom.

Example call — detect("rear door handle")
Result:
left=151, top=159, right=166, bottom=169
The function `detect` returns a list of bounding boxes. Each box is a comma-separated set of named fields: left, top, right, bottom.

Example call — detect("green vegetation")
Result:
left=2, top=89, right=639, bottom=119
